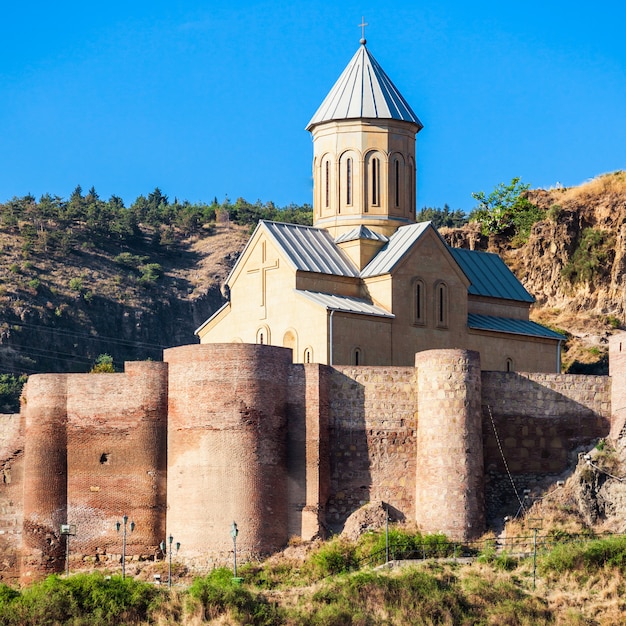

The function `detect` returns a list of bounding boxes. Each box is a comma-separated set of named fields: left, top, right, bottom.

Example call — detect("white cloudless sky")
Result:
left=1, top=0, right=624, bottom=214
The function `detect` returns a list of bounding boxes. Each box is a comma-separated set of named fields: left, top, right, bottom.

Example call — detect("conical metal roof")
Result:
left=306, top=43, right=423, bottom=131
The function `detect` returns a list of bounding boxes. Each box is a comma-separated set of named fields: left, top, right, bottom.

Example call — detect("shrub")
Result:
left=0, top=573, right=158, bottom=625
left=69, top=276, right=83, bottom=292
left=188, top=568, right=282, bottom=625
left=308, top=538, right=358, bottom=577
left=561, top=228, right=615, bottom=286
left=540, top=535, right=626, bottom=575
left=90, top=354, right=116, bottom=373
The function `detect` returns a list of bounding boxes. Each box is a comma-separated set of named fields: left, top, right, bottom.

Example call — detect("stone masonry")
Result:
left=0, top=337, right=622, bottom=583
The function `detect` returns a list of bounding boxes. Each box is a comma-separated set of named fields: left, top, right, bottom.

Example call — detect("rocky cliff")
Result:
left=442, top=171, right=626, bottom=372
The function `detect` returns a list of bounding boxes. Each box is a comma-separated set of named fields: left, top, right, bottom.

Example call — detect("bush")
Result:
left=308, top=538, right=358, bottom=577
left=188, top=568, right=282, bottom=625
left=0, top=573, right=159, bottom=625
left=540, top=535, right=626, bottom=575
left=561, top=228, right=615, bottom=286
left=0, top=374, right=27, bottom=412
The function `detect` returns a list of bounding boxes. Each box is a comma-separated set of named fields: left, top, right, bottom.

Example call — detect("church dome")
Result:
left=306, top=43, right=423, bottom=131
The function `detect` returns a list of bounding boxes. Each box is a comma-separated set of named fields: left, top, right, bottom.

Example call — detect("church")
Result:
left=196, top=39, right=563, bottom=372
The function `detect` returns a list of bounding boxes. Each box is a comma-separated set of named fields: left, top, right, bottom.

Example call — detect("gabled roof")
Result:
left=306, top=44, right=423, bottom=131
left=448, top=247, right=535, bottom=303
left=335, top=225, right=389, bottom=244
left=227, top=221, right=358, bottom=285
left=297, top=290, right=394, bottom=318
left=360, top=222, right=433, bottom=278
left=468, top=314, right=565, bottom=340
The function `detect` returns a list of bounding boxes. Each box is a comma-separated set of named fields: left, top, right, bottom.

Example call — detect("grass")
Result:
left=4, top=529, right=626, bottom=624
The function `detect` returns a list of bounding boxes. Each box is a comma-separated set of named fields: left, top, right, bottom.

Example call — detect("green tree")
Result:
left=416, top=204, right=467, bottom=228
left=470, top=177, right=543, bottom=242
left=90, top=354, right=116, bottom=373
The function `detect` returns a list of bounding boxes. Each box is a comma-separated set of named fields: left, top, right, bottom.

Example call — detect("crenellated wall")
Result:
left=1, top=338, right=621, bottom=583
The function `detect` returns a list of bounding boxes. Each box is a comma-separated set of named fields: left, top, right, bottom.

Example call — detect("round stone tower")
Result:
left=164, top=343, right=292, bottom=565
left=21, top=375, right=68, bottom=583
left=414, top=349, right=485, bottom=541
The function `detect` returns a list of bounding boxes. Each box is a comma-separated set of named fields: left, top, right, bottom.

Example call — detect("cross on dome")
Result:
left=359, top=17, right=368, bottom=45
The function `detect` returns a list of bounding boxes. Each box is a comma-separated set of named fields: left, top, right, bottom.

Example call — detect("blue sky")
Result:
left=1, top=1, right=624, bottom=214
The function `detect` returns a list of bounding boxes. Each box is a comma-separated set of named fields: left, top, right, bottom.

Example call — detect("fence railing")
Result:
left=358, top=532, right=626, bottom=569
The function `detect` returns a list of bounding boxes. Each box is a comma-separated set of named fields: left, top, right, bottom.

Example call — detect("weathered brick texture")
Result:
left=327, top=366, right=417, bottom=530
left=165, top=344, right=291, bottom=566
left=482, top=371, right=610, bottom=474
left=22, top=375, right=68, bottom=583
left=415, top=350, right=485, bottom=541
left=3, top=336, right=622, bottom=581
left=0, top=414, right=23, bottom=581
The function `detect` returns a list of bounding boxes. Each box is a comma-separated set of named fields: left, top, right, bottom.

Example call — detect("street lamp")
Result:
left=116, top=515, right=135, bottom=579
left=60, top=523, right=77, bottom=576
left=160, top=535, right=180, bottom=589
left=230, top=522, right=239, bottom=577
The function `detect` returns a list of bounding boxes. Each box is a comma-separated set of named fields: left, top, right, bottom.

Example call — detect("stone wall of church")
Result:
left=3, top=343, right=620, bottom=582
left=326, top=366, right=417, bottom=530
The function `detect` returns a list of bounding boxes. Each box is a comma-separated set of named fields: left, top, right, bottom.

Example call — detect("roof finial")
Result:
left=359, top=17, right=368, bottom=45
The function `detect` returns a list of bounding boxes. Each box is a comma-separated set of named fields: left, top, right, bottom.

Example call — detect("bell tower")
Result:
left=306, top=39, right=423, bottom=240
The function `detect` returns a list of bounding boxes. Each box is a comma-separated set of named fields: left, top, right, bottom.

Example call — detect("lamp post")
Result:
left=230, top=522, right=239, bottom=578
left=160, top=535, right=180, bottom=589
left=60, top=524, right=77, bottom=576
left=116, top=515, right=135, bottom=579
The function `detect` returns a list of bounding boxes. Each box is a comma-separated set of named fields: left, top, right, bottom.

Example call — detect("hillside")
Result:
left=442, top=170, right=626, bottom=373
left=1, top=172, right=625, bottom=383
left=0, top=191, right=311, bottom=385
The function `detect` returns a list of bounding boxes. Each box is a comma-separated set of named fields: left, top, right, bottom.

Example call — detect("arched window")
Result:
left=395, top=159, right=400, bottom=207
left=506, top=358, right=514, bottom=372
left=353, top=347, right=362, bottom=366
left=256, top=326, right=270, bottom=345
left=346, top=158, right=352, bottom=206
left=371, top=157, right=379, bottom=206
left=324, top=160, right=330, bottom=208
left=413, top=279, right=425, bottom=325
left=435, top=282, right=448, bottom=328
left=304, top=347, right=313, bottom=364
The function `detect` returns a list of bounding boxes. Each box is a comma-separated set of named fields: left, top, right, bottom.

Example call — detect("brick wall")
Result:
left=22, top=375, right=68, bottom=583
left=0, top=414, right=23, bottom=582
left=65, top=362, right=168, bottom=564
left=326, top=366, right=417, bottom=531
left=165, top=344, right=291, bottom=567
left=482, top=372, right=611, bottom=474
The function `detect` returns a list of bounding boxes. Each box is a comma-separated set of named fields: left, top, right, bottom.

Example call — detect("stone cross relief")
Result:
left=246, top=239, right=279, bottom=320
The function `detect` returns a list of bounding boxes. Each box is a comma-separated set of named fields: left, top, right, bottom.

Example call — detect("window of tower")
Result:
left=325, top=160, right=330, bottom=208
left=346, top=158, right=352, bottom=205
left=395, top=160, right=400, bottom=207
left=372, top=158, right=379, bottom=206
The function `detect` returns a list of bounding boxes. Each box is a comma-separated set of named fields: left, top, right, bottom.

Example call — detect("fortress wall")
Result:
left=415, top=350, right=485, bottom=541
left=65, top=362, right=168, bottom=561
left=21, top=375, right=68, bottom=583
left=0, top=413, right=24, bottom=582
left=326, top=366, right=417, bottom=530
left=286, top=364, right=330, bottom=541
left=481, top=372, right=611, bottom=474
left=165, top=344, right=291, bottom=565
left=609, top=334, right=626, bottom=440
